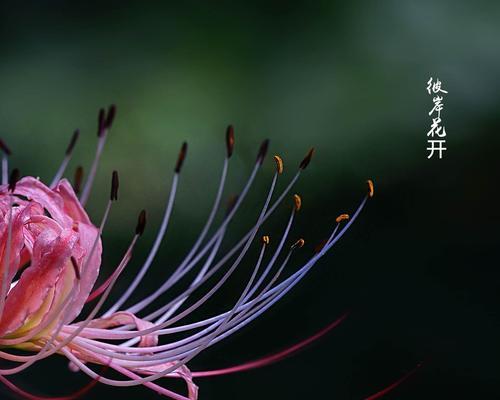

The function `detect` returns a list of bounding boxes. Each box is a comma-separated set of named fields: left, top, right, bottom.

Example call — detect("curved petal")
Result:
left=55, top=179, right=91, bottom=225
left=13, top=177, right=72, bottom=228
left=63, top=222, right=101, bottom=324
left=22, top=213, right=63, bottom=255
left=0, top=228, right=78, bottom=336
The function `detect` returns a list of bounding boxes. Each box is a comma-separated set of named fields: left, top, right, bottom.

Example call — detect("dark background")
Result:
left=1, top=1, right=499, bottom=399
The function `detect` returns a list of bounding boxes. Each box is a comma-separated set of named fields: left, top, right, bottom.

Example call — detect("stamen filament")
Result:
left=50, top=129, right=80, bottom=187
left=79, top=135, right=107, bottom=206
left=125, top=161, right=261, bottom=316
left=103, top=172, right=180, bottom=315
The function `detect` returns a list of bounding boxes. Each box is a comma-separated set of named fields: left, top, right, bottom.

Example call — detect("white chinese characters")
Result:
left=426, top=77, right=448, bottom=159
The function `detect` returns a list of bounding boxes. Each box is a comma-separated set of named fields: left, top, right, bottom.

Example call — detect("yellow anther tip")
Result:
left=335, top=213, right=350, bottom=223
left=273, top=155, right=284, bottom=175
left=292, top=238, right=305, bottom=249
left=261, top=235, right=270, bottom=245
left=293, top=194, right=302, bottom=211
left=367, top=179, right=374, bottom=198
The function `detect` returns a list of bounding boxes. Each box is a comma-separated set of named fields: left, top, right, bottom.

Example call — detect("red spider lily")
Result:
left=0, top=107, right=376, bottom=399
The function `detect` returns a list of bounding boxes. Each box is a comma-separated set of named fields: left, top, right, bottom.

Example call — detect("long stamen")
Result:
left=108, top=177, right=279, bottom=362
left=7, top=152, right=368, bottom=391
left=77, top=148, right=304, bottom=336
left=61, top=169, right=280, bottom=369
left=138, top=165, right=279, bottom=325
left=61, top=231, right=279, bottom=359
left=221, top=194, right=371, bottom=339
left=66, top=238, right=310, bottom=360
left=122, top=236, right=270, bottom=367
left=138, top=162, right=293, bottom=329
left=162, top=235, right=280, bottom=366
left=136, top=129, right=235, bottom=319
left=152, top=190, right=370, bottom=356
left=60, top=347, right=192, bottom=400
left=152, top=222, right=226, bottom=325
left=125, top=139, right=269, bottom=316
left=128, top=235, right=334, bottom=366
left=0, top=112, right=377, bottom=400
left=50, top=129, right=80, bottom=187
left=77, top=234, right=271, bottom=364
left=68, top=183, right=370, bottom=349
left=241, top=194, right=297, bottom=302
left=200, top=210, right=299, bottom=344
left=87, top=210, right=145, bottom=304
left=207, top=240, right=327, bottom=349
left=149, top=143, right=242, bottom=324
left=142, top=232, right=271, bottom=352
left=52, top=173, right=279, bottom=388
left=117, top=225, right=227, bottom=348
left=80, top=105, right=116, bottom=206
left=103, top=142, right=187, bottom=315
left=155, top=188, right=295, bottom=328
left=78, top=171, right=119, bottom=306
left=151, top=171, right=278, bottom=331
left=74, top=231, right=312, bottom=357
left=193, top=238, right=304, bottom=355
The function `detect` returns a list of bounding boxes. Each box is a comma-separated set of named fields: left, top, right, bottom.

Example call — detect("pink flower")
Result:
left=0, top=108, right=374, bottom=399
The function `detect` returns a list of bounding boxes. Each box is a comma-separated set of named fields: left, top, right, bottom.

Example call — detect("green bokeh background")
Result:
left=1, top=1, right=499, bottom=399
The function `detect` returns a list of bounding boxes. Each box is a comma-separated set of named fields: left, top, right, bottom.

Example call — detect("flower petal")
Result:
left=13, top=177, right=72, bottom=228
left=54, top=179, right=91, bottom=225
left=63, top=222, right=101, bottom=324
left=0, top=228, right=78, bottom=336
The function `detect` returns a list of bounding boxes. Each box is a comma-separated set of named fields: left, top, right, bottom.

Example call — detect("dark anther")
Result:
left=97, top=108, right=106, bottom=137
left=66, top=129, right=80, bottom=155
left=105, top=104, right=116, bottom=130
left=0, top=139, right=12, bottom=156
left=8, top=168, right=20, bottom=192
left=74, top=166, right=84, bottom=195
left=136, top=209, right=147, bottom=236
left=175, top=142, right=188, bottom=173
left=226, top=125, right=235, bottom=158
left=299, top=148, right=315, bottom=170
left=256, top=139, right=270, bottom=165
left=110, top=170, right=119, bottom=201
